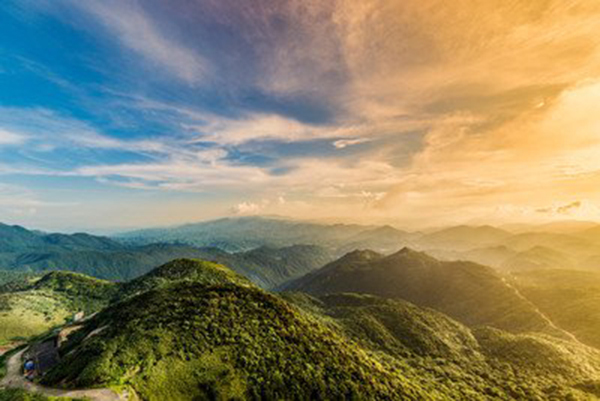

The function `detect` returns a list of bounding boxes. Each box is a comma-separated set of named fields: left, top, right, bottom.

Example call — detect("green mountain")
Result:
left=285, top=291, right=600, bottom=399
left=43, top=273, right=426, bottom=400
left=284, top=248, right=560, bottom=335
left=0, top=271, right=117, bottom=344
left=118, top=258, right=251, bottom=299
left=0, top=222, right=334, bottom=287
left=34, top=260, right=600, bottom=400
left=511, top=269, right=600, bottom=349
left=226, top=245, right=334, bottom=288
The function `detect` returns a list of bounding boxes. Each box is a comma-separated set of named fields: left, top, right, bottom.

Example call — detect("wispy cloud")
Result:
left=0, top=129, right=26, bottom=145
left=333, top=138, right=371, bottom=149
left=74, top=0, right=207, bottom=84
left=4, top=0, right=600, bottom=228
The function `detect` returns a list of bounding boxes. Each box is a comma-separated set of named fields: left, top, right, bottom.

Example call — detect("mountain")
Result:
left=0, top=271, right=117, bottom=344
left=511, top=269, right=600, bottom=349
left=415, top=227, right=600, bottom=273
left=227, top=245, right=334, bottom=288
left=118, top=216, right=415, bottom=255
left=43, top=272, right=426, bottom=400
left=461, top=245, right=517, bottom=267
left=0, top=223, right=334, bottom=287
left=503, top=221, right=600, bottom=234
left=418, top=225, right=512, bottom=251
left=118, top=258, right=251, bottom=299
left=287, top=292, right=482, bottom=361
left=576, top=225, right=600, bottom=244
left=500, top=232, right=596, bottom=255
left=118, top=216, right=370, bottom=251
left=336, top=225, right=414, bottom=254
left=500, top=246, right=575, bottom=271
left=284, top=248, right=563, bottom=335
left=0, top=223, right=124, bottom=253
left=33, top=259, right=600, bottom=400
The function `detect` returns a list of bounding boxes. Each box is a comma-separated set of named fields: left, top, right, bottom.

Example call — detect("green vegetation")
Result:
left=0, top=292, right=71, bottom=342
left=314, top=293, right=481, bottom=360
left=0, top=222, right=335, bottom=287
left=30, top=271, right=118, bottom=313
left=0, top=389, right=80, bottom=401
left=4, top=218, right=600, bottom=401
left=44, top=283, right=428, bottom=400
left=284, top=292, right=600, bottom=399
left=0, top=271, right=118, bottom=343
left=118, top=258, right=251, bottom=299
left=29, top=259, right=600, bottom=400
left=511, top=269, right=600, bottom=349
left=285, top=248, right=559, bottom=335
left=0, top=271, right=38, bottom=288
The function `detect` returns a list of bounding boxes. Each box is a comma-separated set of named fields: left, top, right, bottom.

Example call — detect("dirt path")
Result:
left=0, top=342, right=23, bottom=356
left=1, top=349, right=129, bottom=401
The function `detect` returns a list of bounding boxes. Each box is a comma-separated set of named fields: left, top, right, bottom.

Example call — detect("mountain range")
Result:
left=0, top=222, right=334, bottom=288
left=2, top=258, right=597, bottom=400
left=119, top=217, right=600, bottom=273
left=5, top=217, right=600, bottom=285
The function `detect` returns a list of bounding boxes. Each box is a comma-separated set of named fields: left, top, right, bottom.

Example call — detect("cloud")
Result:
left=76, top=160, right=268, bottom=191
left=0, top=183, right=78, bottom=220
left=333, top=138, right=371, bottom=149
left=231, top=202, right=263, bottom=215
left=74, top=0, right=207, bottom=84
left=6, top=0, right=600, bottom=229
left=537, top=201, right=583, bottom=215
left=0, top=129, right=26, bottom=145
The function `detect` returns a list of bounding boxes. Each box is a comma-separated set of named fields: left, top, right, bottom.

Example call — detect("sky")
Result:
left=1, top=0, right=600, bottom=232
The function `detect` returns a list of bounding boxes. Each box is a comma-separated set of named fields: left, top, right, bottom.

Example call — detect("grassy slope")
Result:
left=0, top=272, right=118, bottom=343
left=511, top=269, right=600, bottom=349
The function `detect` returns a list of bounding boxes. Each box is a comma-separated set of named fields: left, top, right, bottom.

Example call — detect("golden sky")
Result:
left=2, top=0, right=600, bottom=230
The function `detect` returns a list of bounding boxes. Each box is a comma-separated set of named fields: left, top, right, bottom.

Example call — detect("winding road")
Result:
left=1, top=349, right=129, bottom=401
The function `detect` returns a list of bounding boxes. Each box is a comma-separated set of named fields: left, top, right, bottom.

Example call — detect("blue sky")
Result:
left=1, top=0, right=600, bottom=232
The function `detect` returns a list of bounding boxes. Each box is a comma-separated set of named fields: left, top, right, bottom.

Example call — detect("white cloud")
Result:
left=231, top=202, right=263, bottom=215
left=76, top=160, right=269, bottom=191
left=0, top=129, right=26, bottom=145
left=333, top=138, right=371, bottom=149
left=75, top=1, right=207, bottom=84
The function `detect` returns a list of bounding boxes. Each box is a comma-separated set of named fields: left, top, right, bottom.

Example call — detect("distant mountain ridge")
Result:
left=4, top=216, right=600, bottom=291
left=0, top=222, right=334, bottom=288
left=118, top=216, right=415, bottom=254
